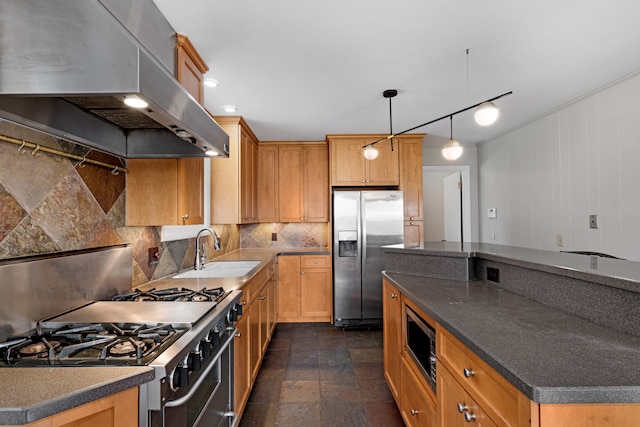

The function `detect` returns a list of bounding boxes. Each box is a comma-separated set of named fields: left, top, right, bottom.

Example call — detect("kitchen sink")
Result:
left=173, top=260, right=262, bottom=279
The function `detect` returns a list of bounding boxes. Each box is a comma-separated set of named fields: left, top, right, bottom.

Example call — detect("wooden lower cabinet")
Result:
left=233, top=313, right=251, bottom=420
left=11, top=388, right=138, bottom=427
left=404, top=220, right=424, bottom=246
left=235, top=260, right=276, bottom=423
left=383, top=279, right=402, bottom=404
left=401, top=357, right=438, bottom=427
left=277, top=255, right=332, bottom=322
left=439, top=366, right=497, bottom=427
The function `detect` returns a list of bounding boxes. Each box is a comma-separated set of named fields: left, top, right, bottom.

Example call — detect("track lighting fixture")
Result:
left=362, top=90, right=512, bottom=161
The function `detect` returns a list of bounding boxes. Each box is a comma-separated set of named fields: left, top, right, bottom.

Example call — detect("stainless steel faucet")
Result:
left=194, top=228, right=221, bottom=270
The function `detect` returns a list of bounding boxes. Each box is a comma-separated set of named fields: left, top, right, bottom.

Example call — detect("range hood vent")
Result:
left=0, top=0, right=229, bottom=158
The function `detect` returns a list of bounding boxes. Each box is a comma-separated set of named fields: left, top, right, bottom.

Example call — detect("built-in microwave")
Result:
left=405, top=304, right=437, bottom=393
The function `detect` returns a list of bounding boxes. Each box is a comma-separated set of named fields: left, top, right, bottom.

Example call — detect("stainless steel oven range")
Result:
left=0, top=286, right=243, bottom=427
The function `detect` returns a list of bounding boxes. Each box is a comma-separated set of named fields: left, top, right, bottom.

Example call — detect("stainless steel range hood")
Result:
left=0, top=0, right=229, bottom=158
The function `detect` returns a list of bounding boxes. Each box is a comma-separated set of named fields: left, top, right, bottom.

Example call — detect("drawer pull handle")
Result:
left=391, top=293, right=398, bottom=299
left=235, top=333, right=241, bottom=338
left=457, top=403, right=468, bottom=413
left=410, top=409, right=419, bottom=416
left=464, top=411, right=477, bottom=422
left=463, top=367, right=475, bottom=378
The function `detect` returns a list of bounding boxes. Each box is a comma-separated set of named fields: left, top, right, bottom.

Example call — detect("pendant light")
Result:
left=442, top=115, right=463, bottom=160
left=475, top=101, right=500, bottom=126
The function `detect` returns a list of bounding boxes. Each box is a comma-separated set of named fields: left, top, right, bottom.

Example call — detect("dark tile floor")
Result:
left=238, top=323, right=405, bottom=427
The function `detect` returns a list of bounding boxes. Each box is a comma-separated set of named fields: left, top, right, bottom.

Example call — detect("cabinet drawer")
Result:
left=440, top=365, right=498, bottom=427
left=241, top=261, right=272, bottom=304
left=301, top=255, right=329, bottom=269
left=438, top=330, right=520, bottom=426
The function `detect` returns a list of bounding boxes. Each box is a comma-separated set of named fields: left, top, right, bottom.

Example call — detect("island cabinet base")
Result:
left=3, top=388, right=138, bottom=427
left=537, top=403, right=640, bottom=427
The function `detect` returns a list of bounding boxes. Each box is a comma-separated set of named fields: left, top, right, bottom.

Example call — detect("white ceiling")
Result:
left=153, top=0, right=640, bottom=147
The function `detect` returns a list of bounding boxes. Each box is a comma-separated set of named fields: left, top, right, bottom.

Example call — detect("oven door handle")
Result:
left=165, top=326, right=237, bottom=408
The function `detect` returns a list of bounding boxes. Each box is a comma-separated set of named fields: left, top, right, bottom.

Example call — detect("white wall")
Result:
left=478, top=72, right=640, bottom=261
left=423, top=142, right=480, bottom=241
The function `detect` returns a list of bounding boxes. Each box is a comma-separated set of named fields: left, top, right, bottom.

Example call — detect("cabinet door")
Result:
left=366, top=138, right=399, bottom=185
left=300, top=266, right=331, bottom=320
left=234, top=313, right=251, bottom=419
left=176, top=34, right=207, bottom=105
left=278, top=146, right=304, bottom=222
left=257, top=144, right=279, bottom=222
left=25, top=388, right=138, bottom=427
left=304, top=144, right=329, bottom=222
left=401, top=358, right=438, bottom=427
left=126, top=159, right=178, bottom=226
left=249, top=299, right=261, bottom=381
left=404, top=220, right=424, bottom=246
left=399, top=137, right=424, bottom=221
left=267, top=273, right=277, bottom=338
left=277, top=256, right=301, bottom=321
left=330, top=138, right=367, bottom=186
left=383, top=280, right=402, bottom=404
left=177, top=158, right=204, bottom=224
left=439, top=366, right=497, bottom=427
left=240, top=128, right=258, bottom=223
left=258, top=285, right=269, bottom=356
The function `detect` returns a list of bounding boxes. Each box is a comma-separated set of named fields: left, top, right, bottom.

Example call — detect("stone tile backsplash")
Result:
left=0, top=122, right=328, bottom=289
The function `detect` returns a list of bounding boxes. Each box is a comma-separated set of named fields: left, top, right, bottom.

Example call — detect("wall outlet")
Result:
left=148, top=247, right=160, bottom=266
left=589, top=214, right=598, bottom=229
left=487, top=208, right=497, bottom=219
left=556, top=235, right=564, bottom=247
left=271, top=232, right=278, bottom=241
left=487, top=267, right=500, bottom=283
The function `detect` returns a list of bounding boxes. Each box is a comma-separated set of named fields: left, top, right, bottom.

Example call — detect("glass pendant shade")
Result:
left=474, top=101, right=499, bottom=126
left=442, top=139, right=463, bottom=160
left=363, top=145, right=379, bottom=160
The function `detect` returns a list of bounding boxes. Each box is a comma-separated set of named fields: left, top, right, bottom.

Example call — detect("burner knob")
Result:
left=172, top=365, right=189, bottom=389
left=190, top=352, right=202, bottom=371
left=202, top=340, right=212, bottom=359
left=212, top=331, right=221, bottom=347
left=229, top=308, right=238, bottom=322
left=235, top=302, right=244, bottom=316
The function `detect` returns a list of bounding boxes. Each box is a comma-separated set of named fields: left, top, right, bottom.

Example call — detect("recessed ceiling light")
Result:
left=204, top=78, right=219, bottom=88
left=222, top=105, right=237, bottom=113
left=123, top=95, right=148, bottom=109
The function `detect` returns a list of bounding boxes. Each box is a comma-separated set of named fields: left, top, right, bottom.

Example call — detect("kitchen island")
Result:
left=382, top=242, right=640, bottom=426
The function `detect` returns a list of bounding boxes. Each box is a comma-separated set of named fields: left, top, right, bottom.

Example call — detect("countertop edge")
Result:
left=0, top=367, right=154, bottom=425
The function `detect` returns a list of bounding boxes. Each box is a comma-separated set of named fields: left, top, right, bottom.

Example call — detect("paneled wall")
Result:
left=478, top=72, right=640, bottom=261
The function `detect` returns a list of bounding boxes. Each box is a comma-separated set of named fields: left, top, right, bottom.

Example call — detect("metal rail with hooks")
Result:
left=0, top=133, right=127, bottom=174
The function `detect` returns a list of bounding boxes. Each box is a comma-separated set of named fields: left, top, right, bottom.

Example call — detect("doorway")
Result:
left=423, top=166, right=472, bottom=243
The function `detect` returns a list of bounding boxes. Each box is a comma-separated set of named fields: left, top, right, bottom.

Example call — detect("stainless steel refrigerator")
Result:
left=333, top=190, right=404, bottom=327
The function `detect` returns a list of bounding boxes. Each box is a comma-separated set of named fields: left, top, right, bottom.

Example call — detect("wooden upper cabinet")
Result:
left=277, top=143, right=329, bottom=222
left=328, top=135, right=399, bottom=186
left=125, top=35, right=207, bottom=226
left=398, top=135, right=424, bottom=220
left=398, top=135, right=425, bottom=245
left=211, top=116, right=259, bottom=224
left=176, top=34, right=208, bottom=104
left=257, top=144, right=279, bottom=222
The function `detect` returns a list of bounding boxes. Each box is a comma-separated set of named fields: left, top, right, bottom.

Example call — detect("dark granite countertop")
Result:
left=384, top=242, right=640, bottom=292
left=0, top=367, right=154, bottom=425
left=143, top=247, right=330, bottom=292
left=383, top=257, right=640, bottom=404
